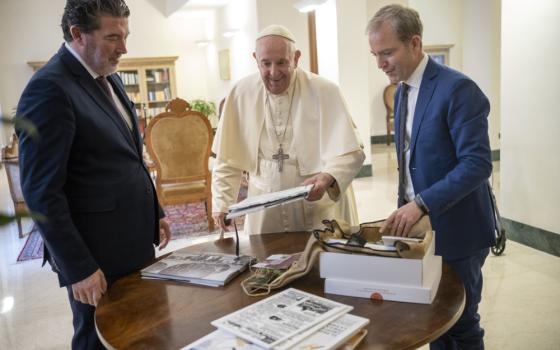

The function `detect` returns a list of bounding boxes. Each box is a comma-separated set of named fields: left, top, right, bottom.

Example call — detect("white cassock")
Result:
left=212, top=68, right=365, bottom=235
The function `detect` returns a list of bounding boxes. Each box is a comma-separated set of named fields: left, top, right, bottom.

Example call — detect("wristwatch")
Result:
left=414, top=194, right=429, bottom=215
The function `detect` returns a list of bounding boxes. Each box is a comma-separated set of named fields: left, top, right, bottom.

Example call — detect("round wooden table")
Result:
left=95, top=233, right=465, bottom=349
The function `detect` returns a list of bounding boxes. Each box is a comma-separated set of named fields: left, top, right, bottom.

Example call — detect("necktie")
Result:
left=96, top=76, right=113, bottom=98
left=96, top=76, right=133, bottom=132
left=397, top=83, right=410, bottom=207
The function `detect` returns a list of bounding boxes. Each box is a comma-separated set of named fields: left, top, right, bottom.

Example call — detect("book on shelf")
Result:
left=140, top=250, right=254, bottom=287
left=226, top=184, right=313, bottom=220
left=183, top=313, right=369, bottom=350
left=209, top=288, right=353, bottom=349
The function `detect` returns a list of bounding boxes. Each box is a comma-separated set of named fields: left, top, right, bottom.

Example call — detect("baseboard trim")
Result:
left=356, top=164, right=372, bottom=178
left=502, top=218, right=560, bottom=257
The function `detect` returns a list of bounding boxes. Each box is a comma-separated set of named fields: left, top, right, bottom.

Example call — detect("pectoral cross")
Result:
left=272, top=144, right=289, bottom=172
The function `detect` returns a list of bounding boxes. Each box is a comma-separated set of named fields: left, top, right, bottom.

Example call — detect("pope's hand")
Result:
left=302, top=172, right=335, bottom=201
left=212, top=212, right=230, bottom=231
left=71, top=268, right=107, bottom=306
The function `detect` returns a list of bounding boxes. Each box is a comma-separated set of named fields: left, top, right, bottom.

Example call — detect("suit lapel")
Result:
left=410, top=57, right=439, bottom=157
left=59, top=45, right=138, bottom=153
left=107, top=74, right=143, bottom=156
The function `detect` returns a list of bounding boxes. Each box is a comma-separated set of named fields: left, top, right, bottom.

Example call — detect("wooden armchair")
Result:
left=383, top=83, right=398, bottom=145
left=1, top=134, right=29, bottom=238
left=145, top=98, right=214, bottom=230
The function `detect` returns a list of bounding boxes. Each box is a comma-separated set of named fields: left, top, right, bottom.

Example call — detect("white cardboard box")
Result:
left=324, top=255, right=442, bottom=304
left=319, top=233, right=436, bottom=286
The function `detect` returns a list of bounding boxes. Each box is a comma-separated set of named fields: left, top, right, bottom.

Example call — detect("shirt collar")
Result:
left=64, top=42, right=101, bottom=79
left=405, top=53, right=429, bottom=89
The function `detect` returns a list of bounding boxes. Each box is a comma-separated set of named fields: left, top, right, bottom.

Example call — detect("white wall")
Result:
left=206, top=0, right=259, bottom=111
left=462, top=0, right=501, bottom=151
left=315, top=0, right=339, bottom=84
left=333, top=0, right=372, bottom=167
left=0, top=0, right=66, bottom=144
left=501, top=0, right=560, bottom=234
left=411, top=0, right=463, bottom=69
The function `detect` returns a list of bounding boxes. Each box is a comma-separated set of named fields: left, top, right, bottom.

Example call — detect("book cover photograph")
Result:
left=141, top=250, right=254, bottom=287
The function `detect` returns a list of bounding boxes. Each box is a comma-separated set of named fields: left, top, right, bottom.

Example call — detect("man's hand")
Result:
left=380, top=201, right=424, bottom=237
left=302, top=173, right=335, bottom=201
left=71, top=269, right=107, bottom=306
left=212, top=212, right=231, bottom=231
left=158, top=219, right=171, bottom=250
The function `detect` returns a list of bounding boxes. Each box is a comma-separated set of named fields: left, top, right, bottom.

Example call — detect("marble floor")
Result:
left=0, top=145, right=559, bottom=349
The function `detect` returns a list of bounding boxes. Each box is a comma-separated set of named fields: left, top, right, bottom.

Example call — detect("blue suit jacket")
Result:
left=394, top=57, right=496, bottom=260
left=17, top=45, right=161, bottom=286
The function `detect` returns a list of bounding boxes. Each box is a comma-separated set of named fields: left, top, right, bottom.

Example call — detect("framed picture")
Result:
left=218, top=49, right=231, bottom=81
left=424, top=44, right=454, bottom=65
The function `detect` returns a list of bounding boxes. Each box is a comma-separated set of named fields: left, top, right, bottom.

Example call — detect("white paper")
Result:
left=183, top=313, right=369, bottom=350
left=211, top=288, right=352, bottom=349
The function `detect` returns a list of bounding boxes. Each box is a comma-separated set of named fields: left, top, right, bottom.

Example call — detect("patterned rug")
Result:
left=17, top=225, right=43, bottom=262
left=17, top=186, right=247, bottom=262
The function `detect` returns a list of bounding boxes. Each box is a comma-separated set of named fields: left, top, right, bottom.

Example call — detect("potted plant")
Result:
left=190, top=99, right=216, bottom=120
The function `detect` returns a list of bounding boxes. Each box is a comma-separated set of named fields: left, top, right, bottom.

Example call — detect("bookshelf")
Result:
left=28, top=56, right=178, bottom=131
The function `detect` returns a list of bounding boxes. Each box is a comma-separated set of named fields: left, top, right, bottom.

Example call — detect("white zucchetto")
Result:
left=256, top=24, right=296, bottom=43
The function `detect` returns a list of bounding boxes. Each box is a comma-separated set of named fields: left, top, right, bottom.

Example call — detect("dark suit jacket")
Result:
left=394, top=57, right=496, bottom=260
left=17, top=45, right=161, bottom=286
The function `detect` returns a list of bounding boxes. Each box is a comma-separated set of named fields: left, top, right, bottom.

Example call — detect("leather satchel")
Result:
left=241, top=216, right=433, bottom=296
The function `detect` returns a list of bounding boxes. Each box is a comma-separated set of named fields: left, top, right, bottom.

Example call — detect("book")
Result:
left=183, top=313, right=369, bottom=350
left=210, top=288, right=352, bottom=349
left=226, top=185, right=313, bottom=219
left=140, top=250, right=254, bottom=287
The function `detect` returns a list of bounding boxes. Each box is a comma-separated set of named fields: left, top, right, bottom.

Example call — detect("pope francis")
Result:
left=212, top=24, right=365, bottom=235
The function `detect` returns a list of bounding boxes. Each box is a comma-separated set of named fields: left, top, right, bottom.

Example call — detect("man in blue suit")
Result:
left=367, top=5, right=496, bottom=349
left=17, top=1, right=170, bottom=348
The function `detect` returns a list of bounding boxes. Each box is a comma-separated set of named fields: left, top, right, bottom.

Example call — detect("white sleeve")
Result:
left=211, top=160, right=243, bottom=213
left=323, top=150, right=366, bottom=201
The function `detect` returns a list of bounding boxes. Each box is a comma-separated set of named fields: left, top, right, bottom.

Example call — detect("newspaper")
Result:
left=183, top=313, right=368, bottom=350
left=141, top=250, right=254, bottom=287
left=211, top=288, right=352, bottom=349
left=226, top=185, right=313, bottom=219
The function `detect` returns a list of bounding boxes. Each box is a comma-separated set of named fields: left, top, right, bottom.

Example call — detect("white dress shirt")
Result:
left=403, top=54, right=429, bottom=202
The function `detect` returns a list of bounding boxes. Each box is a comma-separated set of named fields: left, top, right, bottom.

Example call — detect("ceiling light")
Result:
left=293, top=0, right=327, bottom=13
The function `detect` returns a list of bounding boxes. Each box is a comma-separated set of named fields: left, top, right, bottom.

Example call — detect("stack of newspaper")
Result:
left=141, top=249, right=254, bottom=287
left=183, top=288, right=369, bottom=350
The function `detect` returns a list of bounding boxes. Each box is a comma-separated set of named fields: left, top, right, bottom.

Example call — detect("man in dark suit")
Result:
left=17, top=1, right=170, bottom=348
left=367, top=4, right=496, bottom=349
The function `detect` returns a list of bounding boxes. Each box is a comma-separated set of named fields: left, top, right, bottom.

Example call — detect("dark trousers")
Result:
left=430, top=248, right=489, bottom=350
left=66, top=281, right=115, bottom=350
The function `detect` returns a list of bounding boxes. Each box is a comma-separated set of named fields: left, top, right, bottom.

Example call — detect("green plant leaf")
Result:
left=190, top=99, right=216, bottom=118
